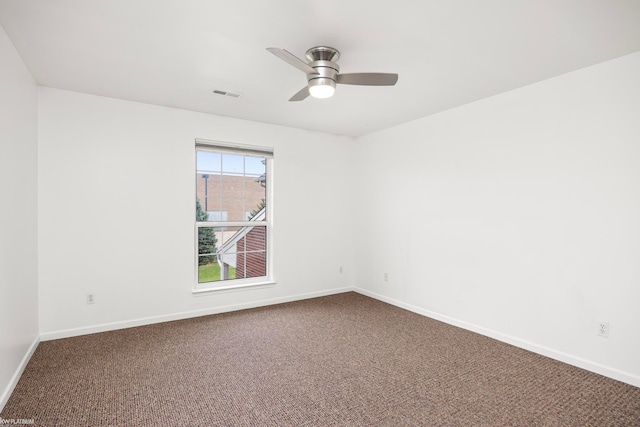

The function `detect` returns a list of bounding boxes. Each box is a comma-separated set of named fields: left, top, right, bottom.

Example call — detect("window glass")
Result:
left=195, top=144, right=271, bottom=290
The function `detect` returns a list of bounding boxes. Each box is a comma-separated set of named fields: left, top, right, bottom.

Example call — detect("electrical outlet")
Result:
left=597, top=321, right=609, bottom=338
left=86, top=293, right=95, bottom=305
left=384, top=273, right=389, bottom=282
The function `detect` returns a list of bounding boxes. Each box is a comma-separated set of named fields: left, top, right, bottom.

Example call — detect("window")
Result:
left=206, top=211, right=228, bottom=222
left=195, top=140, right=273, bottom=291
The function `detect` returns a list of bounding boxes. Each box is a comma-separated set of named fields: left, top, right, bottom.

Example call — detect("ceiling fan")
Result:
left=266, top=46, right=398, bottom=101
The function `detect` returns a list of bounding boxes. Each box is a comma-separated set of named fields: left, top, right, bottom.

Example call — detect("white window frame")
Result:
left=194, top=139, right=274, bottom=293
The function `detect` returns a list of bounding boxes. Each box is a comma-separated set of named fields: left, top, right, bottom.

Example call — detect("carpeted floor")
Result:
left=2, top=292, right=639, bottom=426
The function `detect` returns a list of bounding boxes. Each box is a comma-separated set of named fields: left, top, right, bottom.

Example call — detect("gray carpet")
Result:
left=2, top=292, right=639, bottom=426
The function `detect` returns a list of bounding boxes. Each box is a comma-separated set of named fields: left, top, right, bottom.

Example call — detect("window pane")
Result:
left=196, top=154, right=266, bottom=223
left=217, top=226, right=239, bottom=247
left=197, top=261, right=237, bottom=283
left=237, top=226, right=267, bottom=279
left=196, top=173, right=223, bottom=221
left=218, top=175, right=242, bottom=197
left=206, top=211, right=227, bottom=222
left=197, top=225, right=266, bottom=283
left=198, top=226, right=227, bottom=283
left=197, top=151, right=221, bottom=173
left=218, top=197, right=244, bottom=222
left=197, top=227, right=218, bottom=281
left=222, top=154, right=244, bottom=175
left=245, top=178, right=266, bottom=216
left=245, top=156, right=266, bottom=177
left=221, top=175, right=261, bottom=221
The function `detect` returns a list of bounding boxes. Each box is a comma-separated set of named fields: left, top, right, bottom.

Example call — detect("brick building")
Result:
left=196, top=173, right=265, bottom=223
left=217, top=208, right=266, bottom=280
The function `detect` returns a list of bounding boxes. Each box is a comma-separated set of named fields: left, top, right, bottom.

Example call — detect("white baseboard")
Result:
left=40, top=286, right=354, bottom=341
left=0, top=335, right=40, bottom=412
left=354, top=287, right=640, bottom=389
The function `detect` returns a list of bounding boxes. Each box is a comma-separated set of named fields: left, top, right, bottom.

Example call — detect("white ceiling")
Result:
left=2, top=0, right=640, bottom=137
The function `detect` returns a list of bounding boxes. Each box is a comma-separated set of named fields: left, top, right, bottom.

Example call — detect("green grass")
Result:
left=198, top=262, right=236, bottom=283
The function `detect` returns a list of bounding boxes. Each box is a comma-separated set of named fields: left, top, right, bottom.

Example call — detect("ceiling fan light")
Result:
left=308, top=78, right=336, bottom=99
left=309, top=85, right=335, bottom=99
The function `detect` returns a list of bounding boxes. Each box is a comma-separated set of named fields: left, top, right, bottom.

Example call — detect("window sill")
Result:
left=192, top=280, right=276, bottom=295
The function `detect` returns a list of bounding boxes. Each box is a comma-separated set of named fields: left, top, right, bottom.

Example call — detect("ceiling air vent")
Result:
left=212, top=89, right=241, bottom=98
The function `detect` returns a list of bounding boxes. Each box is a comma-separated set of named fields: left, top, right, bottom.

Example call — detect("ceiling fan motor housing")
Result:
left=307, top=60, right=339, bottom=88
left=306, top=46, right=340, bottom=90
left=305, top=46, right=340, bottom=62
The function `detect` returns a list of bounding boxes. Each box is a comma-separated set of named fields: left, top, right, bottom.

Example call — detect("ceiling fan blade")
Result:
left=289, top=86, right=310, bottom=102
left=267, top=47, right=318, bottom=75
left=336, top=73, right=398, bottom=86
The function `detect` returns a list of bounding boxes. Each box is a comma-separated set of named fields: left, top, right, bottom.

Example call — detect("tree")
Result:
left=248, top=199, right=266, bottom=221
left=196, top=198, right=217, bottom=265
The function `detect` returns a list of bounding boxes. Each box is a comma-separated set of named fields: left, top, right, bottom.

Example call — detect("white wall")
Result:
left=38, top=88, right=354, bottom=338
left=354, top=52, right=640, bottom=387
left=0, top=25, right=39, bottom=408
